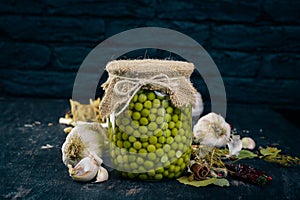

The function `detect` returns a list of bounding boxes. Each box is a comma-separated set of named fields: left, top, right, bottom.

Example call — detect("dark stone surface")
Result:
left=0, top=98, right=300, bottom=199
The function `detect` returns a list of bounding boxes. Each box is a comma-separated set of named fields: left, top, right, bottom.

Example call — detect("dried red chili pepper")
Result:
left=225, top=163, right=272, bottom=186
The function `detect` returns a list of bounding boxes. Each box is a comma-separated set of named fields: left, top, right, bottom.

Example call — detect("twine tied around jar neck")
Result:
left=112, top=73, right=183, bottom=116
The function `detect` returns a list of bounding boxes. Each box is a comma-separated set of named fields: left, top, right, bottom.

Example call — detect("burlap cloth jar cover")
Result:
left=99, top=59, right=197, bottom=180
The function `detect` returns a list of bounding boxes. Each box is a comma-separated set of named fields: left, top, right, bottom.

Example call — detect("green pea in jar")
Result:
left=99, top=59, right=196, bottom=180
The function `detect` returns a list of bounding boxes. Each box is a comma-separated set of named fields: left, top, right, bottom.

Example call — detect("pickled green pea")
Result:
left=156, top=167, right=164, bottom=174
left=148, top=113, right=156, bottom=122
left=150, top=108, right=157, bottom=114
left=174, top=166, right=181, bottom=173
left=158, top=136, right=166, bottom=144
left=139, top=126, right=148, bottom=134
left=163, top=144, right=171, bottom=152
left=139, top=148, right=147, bottom=155
left=122, top=118, right=130, bottom=125
left=128, top=136, right=136, bottom=143
left=166, top=106, right=173, bottom=114
left=134, top=102, right=143, bottom=111
left=128, top=155, right=136, bottom=162
left=148, top=122, right=157, bottom=131
left=180, top=163, right=186, bottom=170
left=177, top=158, right=184, bottom=166
left=171, top=128, right=178, bottom=137
left=139, top=174, right=148, bottom=180
left=147, top=92, right=156, bottom=101
left=129, top=147, right=137, bottom=153
left=133, top=141, right=142, bottom=149
left=155, top=174, right=163, bottom=180
left=169, top=164, right=176, bottom=172
left=140, top=135, right=148, bottom=142
left=116, top=155, right=123, bottom=163
left=125, top=126, right=134, bottom=134
left=132, top=94, right=138, bottom=102
left=144, top=161, right=154, bottom=170
left=138, top=93, right=147, bottom=103
left=165, top=114, right=172, bottom=122
left=172, top=114, right=179, bottom=122
left=166, top=137, right=174, bottom=144
left=140, top=117, right=149, bottom=126
left=168, top=150, right=176, bottom=158
left=174, top=108, right=181, bottom=115
left=147, top=170, right=156, bottom=177
left=168, top=121, right=175, bottom=129
left=162, top=100, right=169, bottom=108
left=133, top=130, right=141, bottom=137
left=147, top=152, right=156, bottom=161
left=171, top=142, right=178, bottom=150
left=129, top=102, right=134, bottom=110
left=156, top=116, right=164, bottom=124
left=136, top=157, right=144, bottom=165
left=128, top=173, right=137, bottom=179
left=175, top=121, right=182, bottom=129
left=142, top=142, right=149, bottom=148
left=154, top=129, right=163, bottom=137
left=132, top=112, right=141, bottom=120
left=153, top=99, right=161, bottom=108
left=157, top=94, right=165, bottom=100
left=123, top=141, right=131, bottom=149
left=178, top=143, right=184, bottom=150
left=130, top=162, right=138, bottom=169
left=178, top=128, right=185, bottom=135
left=149, top=136, right=158, bottom=144
left=165, top=129, right=171, bottom=137
left=156, top=148, right=164, bottom=157
left=144, top=100, right=152, bottom=109
left=157, top=108, right=165, bottom=116
left=117, top=140, right=123, bottom=148
left=132, top=120, right=140, bottom=128
left=156, top=143, right=162, bottom=149
left=141, top=109, right=150, bottom=117
left=122, top=132, right=129, bottom=140
left=162, top=122, right=168, bottom=130
left=163, top=170, right=169, bottom=177
left=147, top=144, right=156, bottom=152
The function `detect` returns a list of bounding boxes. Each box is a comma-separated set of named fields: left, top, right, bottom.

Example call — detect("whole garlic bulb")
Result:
left=193, top=112, right=231, bottom=147
left=61, top=122, right=108, bottom=166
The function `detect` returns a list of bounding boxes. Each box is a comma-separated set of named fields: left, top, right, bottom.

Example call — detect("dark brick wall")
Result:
left=0, top=0, right=299, bottom=109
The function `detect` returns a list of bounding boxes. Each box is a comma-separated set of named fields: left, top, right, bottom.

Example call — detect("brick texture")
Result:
left=0, top=0, right=299, bottom=109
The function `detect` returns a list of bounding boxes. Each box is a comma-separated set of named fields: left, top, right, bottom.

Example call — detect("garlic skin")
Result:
left=192, top=92, right=204, bottom=126
left=227, top=135, right=243, bottom=156
left=68, top=156, right=99, bottom=182
left=67, top=154, right=109, bottom=183
left=241, top=137, right=256, bottom=150
left=193, top=112, right=231, bottom=147
left=95, top=166, right=109, bottom=183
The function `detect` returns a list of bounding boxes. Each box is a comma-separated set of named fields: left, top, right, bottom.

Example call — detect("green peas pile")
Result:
left=108, top=89, right=192, bottom=180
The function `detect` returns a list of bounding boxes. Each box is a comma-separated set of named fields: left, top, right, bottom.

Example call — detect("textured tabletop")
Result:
left=1, top=98, right=299, bottom=199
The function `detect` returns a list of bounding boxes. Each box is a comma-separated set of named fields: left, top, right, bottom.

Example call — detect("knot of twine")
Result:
left=112, top=73, right=183, bottom=116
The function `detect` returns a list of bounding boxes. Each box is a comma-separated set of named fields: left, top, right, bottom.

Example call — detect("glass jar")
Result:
left=108, top=89, right=192, bottom=180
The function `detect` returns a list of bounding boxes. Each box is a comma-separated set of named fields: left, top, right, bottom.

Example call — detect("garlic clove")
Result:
left=227, top=135, right=243, bottom=156
left=241, top=137, right=256, bottom=150
left=94, top=166, right=109, bottom=183
left=68, top=156, right=99, bottom=182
